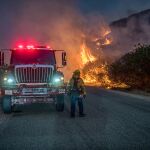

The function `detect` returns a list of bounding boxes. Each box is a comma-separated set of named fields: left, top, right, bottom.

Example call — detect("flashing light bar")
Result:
left=17, top=45, right=51, bottom=49
left=18, top=45, right=24, bottom=49
left=26, top=45, right=34, bottom=49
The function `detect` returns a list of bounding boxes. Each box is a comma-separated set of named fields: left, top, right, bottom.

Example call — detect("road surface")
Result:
left=0, top=87, right=150, bottom=150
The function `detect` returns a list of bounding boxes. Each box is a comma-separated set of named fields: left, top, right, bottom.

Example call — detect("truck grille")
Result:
left=15, top=65, right=53, bottom=83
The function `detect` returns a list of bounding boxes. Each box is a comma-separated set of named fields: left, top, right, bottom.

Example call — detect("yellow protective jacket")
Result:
left=68, top=77, right=86, bottom=95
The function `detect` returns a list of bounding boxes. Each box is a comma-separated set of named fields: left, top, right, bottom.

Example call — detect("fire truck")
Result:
left=0, top=45, right=67, bottom=113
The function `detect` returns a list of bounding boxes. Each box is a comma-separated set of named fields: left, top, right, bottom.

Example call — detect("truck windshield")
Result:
left=11, top=49, right=56, bottom=65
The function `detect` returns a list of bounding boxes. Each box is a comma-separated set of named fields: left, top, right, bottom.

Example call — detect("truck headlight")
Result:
left=3, top=77, right=15, bottom=84
left=54, top=78, right=61, bottom=82
left=7, top=78, right=14, bottom=83
left=53, top=76, right=64, bottom=83
left=4, top=77, right=7, bottom=81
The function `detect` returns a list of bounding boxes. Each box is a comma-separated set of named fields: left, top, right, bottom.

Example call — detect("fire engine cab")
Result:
left=0, top=45, right=67, bottom=113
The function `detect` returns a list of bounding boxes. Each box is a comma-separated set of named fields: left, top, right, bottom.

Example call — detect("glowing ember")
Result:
left=82, top=63, right=129, bottom=89
left=82, top=64, right=111, bottom=86
left=102, top=38, right=112, bottom=46
left=103, top=29, right=111, bottom=36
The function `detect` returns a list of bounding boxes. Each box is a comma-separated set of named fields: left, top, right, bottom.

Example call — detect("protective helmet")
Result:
left=73, top=69, right=80, bottom=75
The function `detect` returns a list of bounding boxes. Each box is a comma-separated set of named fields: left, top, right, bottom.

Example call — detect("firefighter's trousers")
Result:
left=70, top=91, right=84, bottom=116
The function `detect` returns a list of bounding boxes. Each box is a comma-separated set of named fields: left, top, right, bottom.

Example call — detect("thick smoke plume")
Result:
left=6, top=0, right=110, bottom=80
left=2, top=1, right=149, bottom=80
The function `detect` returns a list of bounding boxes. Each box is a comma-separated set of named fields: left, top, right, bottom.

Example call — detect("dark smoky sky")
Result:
left=78, top=0, right=150, bottom=21
left=0, top=0, right=149, bottom=78
left=0, top=0, right=150, bottom=47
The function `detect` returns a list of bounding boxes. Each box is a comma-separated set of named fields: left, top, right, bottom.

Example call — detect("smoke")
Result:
left=108, top=9, right=150, bottom=59
left=80, top=9, right=150, bottom=86
left=0, top=0, right=84, bottom=79
left=4, top=0, right=109, bottom=80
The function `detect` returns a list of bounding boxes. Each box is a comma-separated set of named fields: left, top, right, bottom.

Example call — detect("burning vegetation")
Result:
left=81, top=42, right=96, bottom=66
left=80, top=27, right=128, bottom=89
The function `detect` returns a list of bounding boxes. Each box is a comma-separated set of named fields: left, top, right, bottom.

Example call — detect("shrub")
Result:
left=109, top=44, right=150, bottom=90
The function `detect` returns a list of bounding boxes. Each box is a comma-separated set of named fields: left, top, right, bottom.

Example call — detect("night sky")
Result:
left=0, top=0, right=150, bottom=23
left=0, top=0, right=150, bottom=47
left=77, top=0, right=150, bottom=21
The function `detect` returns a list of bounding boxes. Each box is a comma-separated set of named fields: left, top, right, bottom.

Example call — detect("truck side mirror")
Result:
left=0, top=49, right=12, bottom=68
left=0, top=51, right=4, bottom=66
left=0, top=51, right=4, bottom=67
left=62, top=52, right=67, bottom=66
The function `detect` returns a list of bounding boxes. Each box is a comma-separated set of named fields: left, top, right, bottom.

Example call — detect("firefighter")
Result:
left=68, top=70, right=86, bottom=118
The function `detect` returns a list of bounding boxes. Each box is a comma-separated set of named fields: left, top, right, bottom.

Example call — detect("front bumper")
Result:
left=1, top=86, right=66, bottom=97
left=0, top=86, right=66, bottom=105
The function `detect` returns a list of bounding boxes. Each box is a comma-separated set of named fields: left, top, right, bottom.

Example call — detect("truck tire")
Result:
left=2, top=96, right=12, bottom=114
left=56, top=94, right=64, bottom=112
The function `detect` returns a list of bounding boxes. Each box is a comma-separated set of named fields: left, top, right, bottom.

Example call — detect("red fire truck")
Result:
left=0, top=45, right=67, bottom=113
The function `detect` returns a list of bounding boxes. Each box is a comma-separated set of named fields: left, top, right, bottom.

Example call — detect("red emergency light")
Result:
left=17, top=45, right=34, bottom=49
left=17, top=45, right=51, bottom=50
left=26, top=45, right=34, bottom=49
left=18, top=45, right=24, bottom=49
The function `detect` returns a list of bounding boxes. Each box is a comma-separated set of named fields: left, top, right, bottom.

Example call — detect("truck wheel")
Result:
left=56, top=94, right=64, bottom=112
left=2, top=96, right=12, bottom=114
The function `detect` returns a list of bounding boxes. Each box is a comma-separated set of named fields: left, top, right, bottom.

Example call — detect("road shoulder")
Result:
left=107, top=89, right=150, bottom=101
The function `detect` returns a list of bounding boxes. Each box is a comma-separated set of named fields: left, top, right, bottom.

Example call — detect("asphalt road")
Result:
left=0, top=87, right=150, bottom=150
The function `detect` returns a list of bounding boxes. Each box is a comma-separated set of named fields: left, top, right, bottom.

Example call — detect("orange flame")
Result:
left=103, top=29, right=111, bottom=36
left=80, top=28, right=128, bottom=89
left=82, top=63, right=128, bottom=88
left=102, top=38, right=112, bottom=46
left=81, top=42, right=96, bottom=65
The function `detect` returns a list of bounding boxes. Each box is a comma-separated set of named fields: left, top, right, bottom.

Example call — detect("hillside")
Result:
left=106, top=9, right=150, bottom=58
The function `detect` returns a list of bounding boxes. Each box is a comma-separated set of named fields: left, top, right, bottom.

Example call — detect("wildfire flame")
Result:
left=102, top=38, right=112, bottom=45
left=80, top=28, right=128, bottom=89
left=103, top=29, right=111, bottom=36
left=81, top=42, right=96, bottom=65
left=82, top=62, right=128, bottom=89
